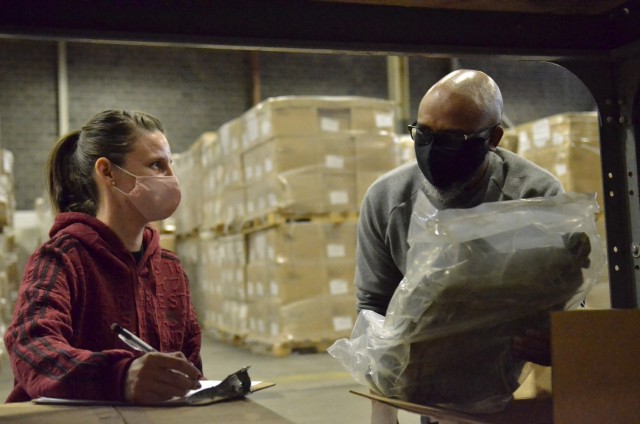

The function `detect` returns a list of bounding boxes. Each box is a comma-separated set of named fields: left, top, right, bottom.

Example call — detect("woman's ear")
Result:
left=94, top=157, right=114, bottom=185
left=488, top=126, right=504, bottom=151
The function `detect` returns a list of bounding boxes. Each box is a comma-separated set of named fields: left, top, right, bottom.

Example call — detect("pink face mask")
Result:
left=112, top=164, right=181, bottom=222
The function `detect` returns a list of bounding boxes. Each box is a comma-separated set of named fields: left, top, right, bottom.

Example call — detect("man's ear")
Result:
left=488, top=126, right=504, bottom=151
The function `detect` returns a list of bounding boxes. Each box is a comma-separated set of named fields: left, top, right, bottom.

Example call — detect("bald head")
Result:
left=418, top=69, right=503, bottom=133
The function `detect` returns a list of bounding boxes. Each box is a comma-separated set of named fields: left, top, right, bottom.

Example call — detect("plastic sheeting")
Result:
left=329, top=192, right=606, bottom=413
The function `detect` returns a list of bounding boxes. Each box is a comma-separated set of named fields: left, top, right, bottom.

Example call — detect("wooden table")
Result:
left=0, top=398, right=295, bottom=423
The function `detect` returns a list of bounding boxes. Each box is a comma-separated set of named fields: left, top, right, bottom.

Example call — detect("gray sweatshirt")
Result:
left=355, top=147, right=564, bottom=315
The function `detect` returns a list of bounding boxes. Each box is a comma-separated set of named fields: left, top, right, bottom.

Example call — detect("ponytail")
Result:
left=46, top=131, right=98, bottom=215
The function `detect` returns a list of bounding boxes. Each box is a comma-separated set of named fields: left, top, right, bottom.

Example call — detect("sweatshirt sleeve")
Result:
left=355, top=188, right=405, bottom=316
left=181, top=270, right=203, bottom=374
left=4, top=241, right=137, bottom=401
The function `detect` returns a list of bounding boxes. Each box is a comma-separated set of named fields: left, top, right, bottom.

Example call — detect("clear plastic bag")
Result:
left=329, top=192, right=606, bottom=413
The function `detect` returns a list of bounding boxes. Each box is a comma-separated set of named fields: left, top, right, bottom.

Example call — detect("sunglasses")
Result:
left=408, top=122, right=499, bottom=150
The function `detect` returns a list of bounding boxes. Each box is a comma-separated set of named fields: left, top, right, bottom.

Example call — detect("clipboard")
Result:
left=32, top=380, right=275, bottom=407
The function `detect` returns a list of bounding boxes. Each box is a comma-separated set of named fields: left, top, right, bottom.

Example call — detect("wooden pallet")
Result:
left=244, top=337, right=336, bottom=357
left=207, top=327, right=247, bottom=348
left=239, top=212, right=287, bottom=234
left=239, top=210, right=360, bottom=234
left=191, top=210, right=361, bottom=237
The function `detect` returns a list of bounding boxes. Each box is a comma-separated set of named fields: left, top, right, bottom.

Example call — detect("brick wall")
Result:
left=0, top=39, right=595, bottom=209
left=66, top=43, right=252, bottom=154
left=259, top=51, right=388, bottom=99
left=0, top=39, right=58, bottom=209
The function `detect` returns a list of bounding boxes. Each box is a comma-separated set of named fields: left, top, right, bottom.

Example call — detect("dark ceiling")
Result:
left=0, top=0, right=638, bottom=59
left=315, top=0, right=629, bottom=15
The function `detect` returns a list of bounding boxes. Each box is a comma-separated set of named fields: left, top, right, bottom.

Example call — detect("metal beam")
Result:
left=558, top=52, right=640, bottom=308
left=0, top=0, right=638, bottom=60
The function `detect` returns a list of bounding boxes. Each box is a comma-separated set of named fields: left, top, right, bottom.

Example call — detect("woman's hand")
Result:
left=125, top=351, right=202, bottom=404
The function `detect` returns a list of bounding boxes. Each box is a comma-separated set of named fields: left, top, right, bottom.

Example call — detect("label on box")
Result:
left=552, top=133, right=565, bottom=146
left=247, top=117, right=259, bottom=143
left=265, top=158, right=273, bottom=173
left=327, top=244, right=346, bottom=258
left=321, top=117, right=341, bottom=132
left=333, top=316, right=353, bottom=332
left=518, top=131, right=531, bottom=153
left=270, top=281, right=279, bottom=296
left=554, top=163, right=568, bottom=176
left=325, top=155, right=345, bottom=169
left=245, top=166, right=254, bottom=180
left=268, top=193, right=278, bottom=207
left=247, top=201, right=255, bottom=214
left=270, top=322, right=279, bottom=337
left=261, top=119, right=272, bottom=140
left=533, top=119, right=550, bottom=148
left=329, top=279, right=349, bottom=295
left=329, top=190, right=349, bottom=205
left=375, top=112, right=394, bottom=128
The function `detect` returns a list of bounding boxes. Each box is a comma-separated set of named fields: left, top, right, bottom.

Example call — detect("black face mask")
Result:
left=415, top=138, right=489, bottom=188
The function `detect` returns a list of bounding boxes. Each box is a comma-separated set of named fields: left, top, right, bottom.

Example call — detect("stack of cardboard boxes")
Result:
left=173, top=96, right=404, bottom=353
left=513, top=112, right=606, bottom=286
left=0, top=149, right=18, bottom=370
left=241, top=96, right=397, bottom=218
left=245, top=221, right=358, bottom=350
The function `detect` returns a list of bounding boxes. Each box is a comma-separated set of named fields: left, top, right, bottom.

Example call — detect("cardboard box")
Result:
left=500, top=129, right=519, bottom=153
left=220, top=185, right=246, bottom=228
left=218, top=115, right=246, bottom=156
left=242, top=135, right=356, bottom=185
left=395, top=134, right=416, bottom=164
left=159, top=233, right=176, bottom=252
left=244, top=169, right=356, bottom=217
left=201, top=192, right=223, bottom=230
left=246, top=222, right=357, bottom=265
left=173, top=143, right=203, bottom=235
left=516, top=112, right=599, bottom=153
left=220, top=153, right=244, bottom=190
left=247, top=96, right=395, bottom=147
left=349, top=309, right=640, bottom=424
left=354, top=132, right=399, bottom=173
left=247, top=294, right=357, bottom=344
left=217, top=264, right=247, bottom=301
left=245, top=259, right=355, bottom=303
left=551, top=309, right=640, bottom=424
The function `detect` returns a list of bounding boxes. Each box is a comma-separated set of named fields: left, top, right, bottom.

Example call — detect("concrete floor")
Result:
left=0, top=335, right=422, bottom=424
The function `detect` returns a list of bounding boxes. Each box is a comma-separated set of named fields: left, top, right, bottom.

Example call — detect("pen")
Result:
left=111, top=322, right=203, bottom=380
left=111, top=323, right=157, bottom=353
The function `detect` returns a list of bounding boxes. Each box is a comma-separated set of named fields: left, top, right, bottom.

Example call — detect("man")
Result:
left=355, top=69, right=562, bottom=423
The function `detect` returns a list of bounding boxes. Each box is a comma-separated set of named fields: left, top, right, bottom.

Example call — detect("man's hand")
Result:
left=511, top=329, right=552, bottom=366
left=125, top=352, right=202, bottom=404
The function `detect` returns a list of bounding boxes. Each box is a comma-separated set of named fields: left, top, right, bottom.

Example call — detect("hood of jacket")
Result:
left=49, top=212, right=160, bottom=265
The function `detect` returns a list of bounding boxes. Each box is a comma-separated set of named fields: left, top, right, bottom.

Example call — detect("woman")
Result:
left=4, top=110, right=202, bottom=404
